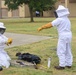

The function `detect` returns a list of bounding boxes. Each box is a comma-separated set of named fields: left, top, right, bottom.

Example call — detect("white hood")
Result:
left=56, top=5, right=70, bottom=17
left=0, top=22, right=6, bottom=29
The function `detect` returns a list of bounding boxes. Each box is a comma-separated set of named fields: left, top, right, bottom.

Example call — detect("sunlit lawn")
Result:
left=0, top=18, right=76, bottom=75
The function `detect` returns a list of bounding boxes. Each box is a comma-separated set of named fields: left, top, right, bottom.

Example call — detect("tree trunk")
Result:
left=29, top=8, right=34, bottom=22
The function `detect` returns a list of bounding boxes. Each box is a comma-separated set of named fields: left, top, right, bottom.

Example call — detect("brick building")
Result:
left=0, top=0, right=30, bottom=18
left=0, top=0, right=76, bottom=18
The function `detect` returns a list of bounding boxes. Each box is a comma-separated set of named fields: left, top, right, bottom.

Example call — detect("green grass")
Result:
left=0, top=18, right=57, bottom=36
left=0, top=18, right=76, bottom=75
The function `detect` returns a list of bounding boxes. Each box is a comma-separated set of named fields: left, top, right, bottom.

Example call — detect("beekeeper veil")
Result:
left=54, top=5, right=70, bottom=18
left=0, top=22, right=6, bottom=34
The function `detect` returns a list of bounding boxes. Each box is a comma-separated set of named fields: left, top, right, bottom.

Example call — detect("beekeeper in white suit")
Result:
left=38, top=5, right=73, bottom=70
left=0, top=22, right=12, bottom=71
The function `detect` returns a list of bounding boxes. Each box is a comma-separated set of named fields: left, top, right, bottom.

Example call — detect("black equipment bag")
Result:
left=16, top=52, right=41, bottom=64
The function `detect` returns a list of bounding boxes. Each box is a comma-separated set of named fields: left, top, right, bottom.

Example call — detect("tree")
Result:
left=5, top=0, right=57, bottom=22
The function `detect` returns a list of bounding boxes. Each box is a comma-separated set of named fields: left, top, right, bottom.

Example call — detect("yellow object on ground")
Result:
left=37, top=64, right=48, bottom=69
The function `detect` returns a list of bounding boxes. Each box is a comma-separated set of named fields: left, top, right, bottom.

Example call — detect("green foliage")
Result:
left=5, top=0, right=57, bottom=11
left=28, top=0, right=57, bottom=11
left=5, top=0, right=29, bottom=10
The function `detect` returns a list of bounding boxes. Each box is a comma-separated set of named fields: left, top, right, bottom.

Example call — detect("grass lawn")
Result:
left=0, top=18, right=76, bottom=75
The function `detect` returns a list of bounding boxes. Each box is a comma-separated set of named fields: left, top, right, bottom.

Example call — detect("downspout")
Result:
left=0, top=1, right=2, bottom=19
left=65, top=0, right=69, bottom=8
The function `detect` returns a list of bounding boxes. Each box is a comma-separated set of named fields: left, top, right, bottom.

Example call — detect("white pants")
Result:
left=57, top=32, right=73, bottom=67
left=0, top=49, right=11, bottom=68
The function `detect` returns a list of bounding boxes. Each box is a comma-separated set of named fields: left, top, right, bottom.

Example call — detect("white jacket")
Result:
left=0, top=34, right=11, bottom=68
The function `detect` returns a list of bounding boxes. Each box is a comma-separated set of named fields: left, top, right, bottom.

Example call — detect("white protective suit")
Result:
left=51, top=5, right=73, bottom=67
left=0, top=22, right=11, bottom=68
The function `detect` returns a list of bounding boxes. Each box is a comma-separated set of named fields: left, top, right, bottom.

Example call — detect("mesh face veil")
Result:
left=54, top=11, right=58, bottom=18
left=0, top=22, right=6, bottom=34
left=0, top=28, right=6, bottom=34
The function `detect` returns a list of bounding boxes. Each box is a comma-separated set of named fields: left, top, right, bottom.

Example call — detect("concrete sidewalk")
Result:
left=4, top=32, right=51, bottom=48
